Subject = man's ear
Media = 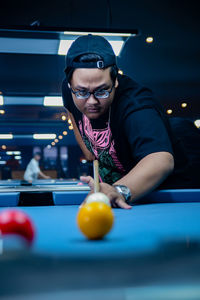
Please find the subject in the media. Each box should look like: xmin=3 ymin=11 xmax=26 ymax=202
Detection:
xmin=115 ymin=78 xmax=119 ymax=89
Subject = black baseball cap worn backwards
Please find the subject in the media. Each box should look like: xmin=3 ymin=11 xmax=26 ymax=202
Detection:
xmin=65 ymin=34 xmax=117 ymax=75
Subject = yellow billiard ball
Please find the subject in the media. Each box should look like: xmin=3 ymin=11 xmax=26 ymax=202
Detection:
xmin=77 ymin=202 xmax=114 ymax=240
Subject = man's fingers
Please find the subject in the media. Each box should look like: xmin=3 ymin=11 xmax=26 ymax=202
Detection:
xmin=108 ymin=193 xmax=132 ymax=209
xmin=80 ymin=176 xmax=94 ymax=190
xmin=115 ymin=198 xmax=132 ymax=209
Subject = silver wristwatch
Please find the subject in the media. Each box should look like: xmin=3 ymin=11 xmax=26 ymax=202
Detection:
xmin=114 ymin=185 xmax=132 ymax=204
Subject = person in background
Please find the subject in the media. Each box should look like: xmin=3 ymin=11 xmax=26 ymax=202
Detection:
xmin=24 ymin=153 xmax=50 ymax=182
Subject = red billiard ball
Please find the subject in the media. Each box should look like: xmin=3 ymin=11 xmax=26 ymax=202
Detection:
xmin=0 ymin=209 xmax=35 ymax=244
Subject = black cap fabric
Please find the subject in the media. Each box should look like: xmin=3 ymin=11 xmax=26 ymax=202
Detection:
xmin=65 ymin=34 xmax=117 ymax=74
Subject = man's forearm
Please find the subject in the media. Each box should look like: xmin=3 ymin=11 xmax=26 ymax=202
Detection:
xmin=115 ymin=152 xmax=174 ymax=202
xmin=39 ymin=171 xmax=49 ymax=179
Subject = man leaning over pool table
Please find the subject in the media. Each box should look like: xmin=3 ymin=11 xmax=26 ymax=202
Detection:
xmin=62 ymin=34 xmax=188 ymax=209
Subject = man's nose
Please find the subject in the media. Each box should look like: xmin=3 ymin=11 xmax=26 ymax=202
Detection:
xmin=86 ymin=94 xmax=99 ymax=104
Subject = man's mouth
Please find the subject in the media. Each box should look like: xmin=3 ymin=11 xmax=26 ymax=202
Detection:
xmin=87 ymin=107 xmax=101 ymax=113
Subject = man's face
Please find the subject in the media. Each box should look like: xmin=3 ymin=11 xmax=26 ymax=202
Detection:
xmin=35 ymin=155 xmax=41 ymax=161
xmin=69 ymin=67 xmax=118 ymax=119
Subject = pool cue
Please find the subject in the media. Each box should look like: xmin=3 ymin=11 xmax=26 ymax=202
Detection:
xmin=93 ymin=160 xmax=100 ymax=193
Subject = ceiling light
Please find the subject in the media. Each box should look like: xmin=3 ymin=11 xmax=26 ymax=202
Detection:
xmin=58 ymin=39 xmax=124 ymax=56
xmin=2 ymin=145 xmax=7 ymax=150
xmin=194 ymin=120 xmax=200 ymax=128
xmin=110 ymin=41 xmax=124 ymax=56
xmin=69 ymin=125 xmax=73 ymax=130
xmin=0 ymin=110 xmax=5 ymax=114
xmin=44 ymin=96 xmax=63 ymax=106
xmin=0 ymin=134 xmax=13 ymax=139
xmin=0 ymin=37 xmax=59 ymax=55
xmin=81 ymin=159 xmax=87 ymax=164
xmin=58 ymin=135 xmax=63 ymax=139
xmin=166 ymin=109 xmax=173 ymax=115
xmin=33 ymin=134 xmax=56 ymax=139
xmin=6 ymin=151 xmax=13 ymax=155
xmin=63 ymin=31 xmax=132 ymax=37
xmin=15 ymin=156 xmax=21 ymax=160
xmin=58 ymin=40 xmax=74 ymax=55
xmin=63 ymin=131 xmax=68 ymax=135
xmin=51 ymin=142 xmax=55 ymax=146
xmin=62 ymin=115 xmax=67 ymax=121
xmin=181 ymin=102 xmax=187 ymax=108
xmin=146 ymin=36 xmax=154 ymax=43
xmin=13 ymin=151 xmax=21 ymax=155
xmin=60 ymin=31 xmax=136 ymax=56
xmin=54 ymin=139 xmax=59 ymax=143
xmin=0 ymin=95 xmax=4 ymax=105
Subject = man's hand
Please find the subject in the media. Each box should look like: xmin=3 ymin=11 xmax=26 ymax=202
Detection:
xmin=80 ymin=176 xmax=132 ymax=209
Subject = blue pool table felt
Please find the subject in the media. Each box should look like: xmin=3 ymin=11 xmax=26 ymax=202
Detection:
xmin=1 ymin=202 xmax=199 ymax=259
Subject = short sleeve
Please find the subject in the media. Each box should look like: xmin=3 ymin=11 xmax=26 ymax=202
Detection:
xmin=124 ymin=108 xmax=174 ymax=163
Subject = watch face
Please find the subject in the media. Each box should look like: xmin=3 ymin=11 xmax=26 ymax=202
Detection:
xmin=121 ymin=186 xmax=129 ymax=194
xmin=117 ymin=185 xmax=129 ymax=195
xmin=115 ymin=185 xmax=131 ymax=202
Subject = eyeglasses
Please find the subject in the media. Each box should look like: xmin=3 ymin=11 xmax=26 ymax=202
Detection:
xmin=70 ymin=84 xmax=114 ymax=100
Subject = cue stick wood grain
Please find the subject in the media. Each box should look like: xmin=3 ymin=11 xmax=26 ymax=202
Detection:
xmin=93 ymin=160 xmax=100 ymax=193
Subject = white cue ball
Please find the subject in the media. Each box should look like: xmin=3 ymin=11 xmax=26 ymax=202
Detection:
xmin=86 ymin=192 xmax=111 ymax=206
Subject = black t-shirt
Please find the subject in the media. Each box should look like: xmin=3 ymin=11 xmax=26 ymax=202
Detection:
xmin=62 ymin=74 xmax=189 ymax=187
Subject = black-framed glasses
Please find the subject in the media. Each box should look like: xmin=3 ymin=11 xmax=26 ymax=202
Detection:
xmin=70 ymin=84 xmax=114 ymax=100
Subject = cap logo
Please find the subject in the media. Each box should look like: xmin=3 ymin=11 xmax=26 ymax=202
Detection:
xmin=97 ymin=60 xmax=104 ymax=69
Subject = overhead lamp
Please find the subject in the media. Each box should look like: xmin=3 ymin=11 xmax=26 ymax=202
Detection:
xmin=62 ymin=115 xmax=67 ymax=121
xmin=146 ymin=36 xmax=154 ymax=43
xmin=13 ymin=151 xmax=21 ymax=155
xmin=0 ymin=95 xmax=4 ymax=105
xmin=2 ymin=145 xmax=6 ymax=150
xmin=15 ymin=156 xmax=21 ymax=160
xmin=63 ymin=31 xmax=132 ymax=37
xmin=0 ymin=134 xmax=13 ymax=139
xmin=63 ymin=131 xmax=68 ymax=135
xmin=44 ymin=96 xmax=63 ymax=107
xmin=0 ymin=37 xmax=59 ymax=55
xmin=59 ymin=30 xmax=135 ymax=57
xmin=81 ymin=159 xmax=87 ymax=164
xmin=6 ymin=151 xmax=13 ymax=155
xmin=181 ymin=103 xmax=187 ymax=108
xmin=58 ymin=40 xmax=74 ymax=55
xmin=194 ymin=120 xmax=200 ymax=128
xmin=0 ymin=110 xmax=5 ymax=114
xmin=58 ymin=39 xmax=124 ymax=56
xmin=51 ymin=142 xmax=55 ymax=146
xmin=33 ymin=134 xmax=56 ymax=140
xmin=58 ymin=135 xmax=63 ymax=139
xmin=166 ymin=109 xmax=173 ymax=115
xmin=54 ymin=139 xmax=59 ymax=143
